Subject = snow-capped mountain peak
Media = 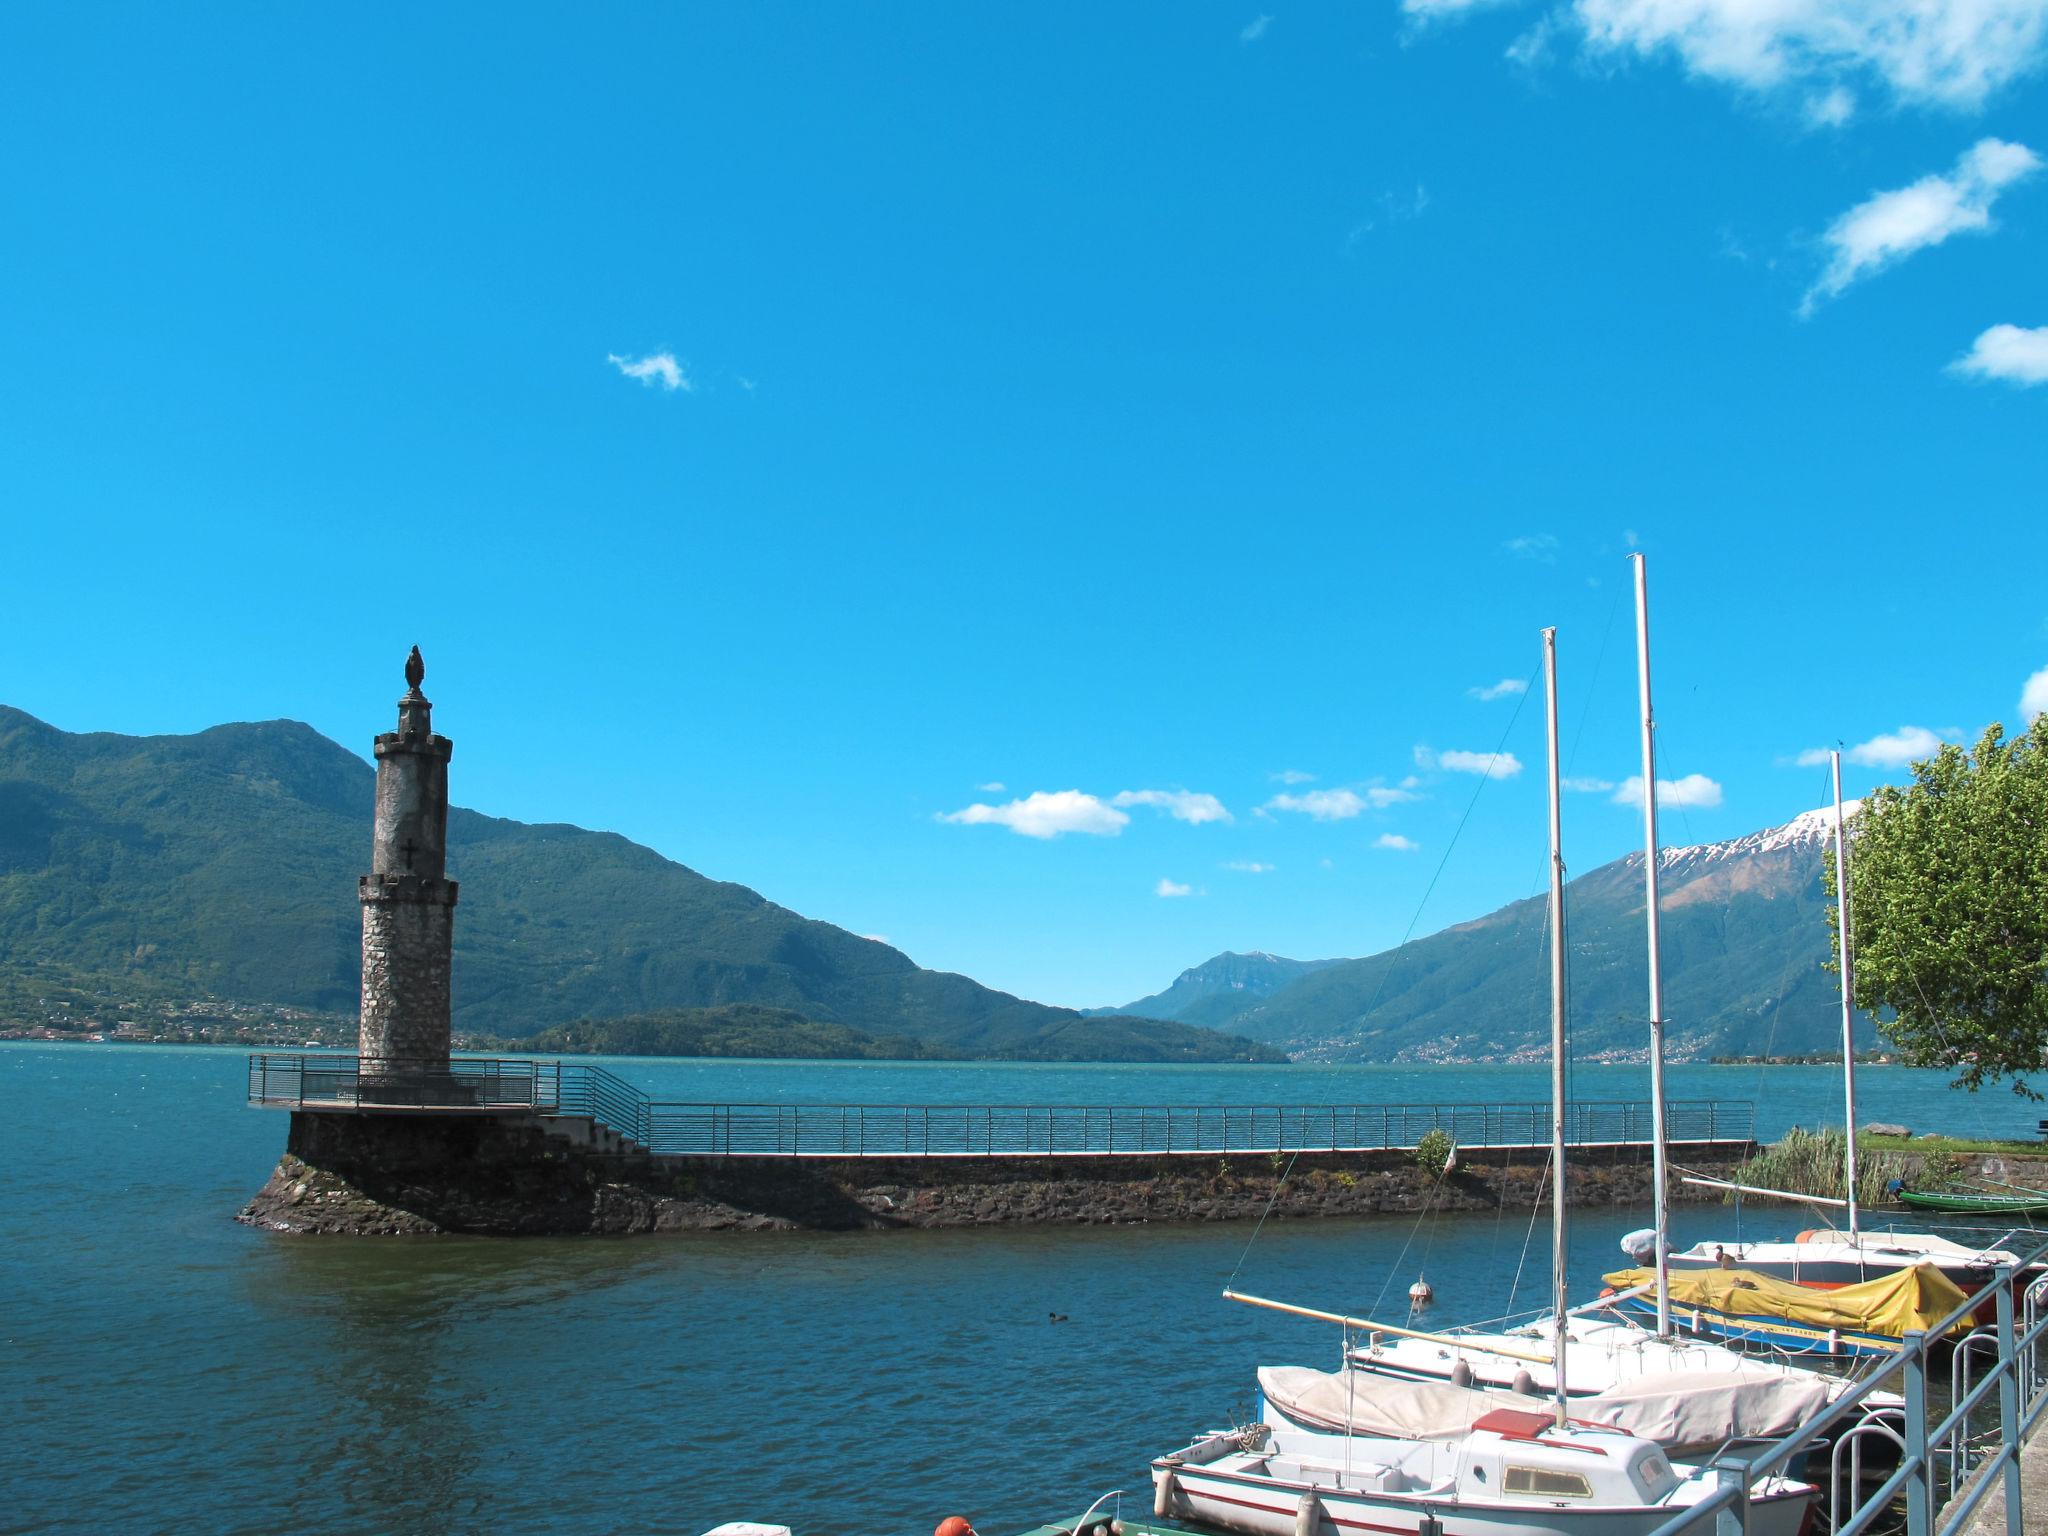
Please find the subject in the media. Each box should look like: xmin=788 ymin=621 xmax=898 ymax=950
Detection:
xmin=1660 ymin=800 xmax=1861 ymax=868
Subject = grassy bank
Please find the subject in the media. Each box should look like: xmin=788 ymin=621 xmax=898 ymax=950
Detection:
xmin=1860 ymin=1134 xmax=2046 ymax=1156
xmin=1728 ymin=1127 xmax=1908 ymax=1208
xmin=1729 ymin=1127 xmax=2048 ymax=1206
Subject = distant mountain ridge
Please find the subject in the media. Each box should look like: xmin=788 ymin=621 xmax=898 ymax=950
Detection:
xmin=0 ymin=706 xmax=1280 ymax=1062
xmin=1130 ymin=806 xmax=1876 ymax=1063
xmin=1089 ymin=950 xmax=1344 ymax=1020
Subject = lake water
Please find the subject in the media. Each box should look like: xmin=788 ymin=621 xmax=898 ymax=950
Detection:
xmin=6 ymin=1044 xmax=2041 ymax=1536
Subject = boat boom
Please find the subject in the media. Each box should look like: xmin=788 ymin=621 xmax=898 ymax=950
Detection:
xmin=1681 ymin=1175 xmax=1852 ymax=1207
xmin=1221 ymin=1288 xmax=1555 ymax=1364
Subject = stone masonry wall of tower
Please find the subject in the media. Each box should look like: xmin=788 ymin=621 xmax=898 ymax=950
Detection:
xmin=357 ymin=647 xmax=459 ymax=1064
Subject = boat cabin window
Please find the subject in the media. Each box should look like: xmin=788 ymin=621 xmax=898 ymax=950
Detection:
xmin=1504 ymin=1466 xmax=1593 ymax=1500
xmin=1620 ymin=1448 xmax=1680 ymax=1499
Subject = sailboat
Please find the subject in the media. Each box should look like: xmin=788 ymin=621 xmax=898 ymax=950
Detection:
xmin=1626 ymin=750 xmax=2043 ymax=1351
xmin=1336 ymin=556 xmax=1899 ymax=1431
xmin=1145 ymin=627 xmax=1818 ymax=1536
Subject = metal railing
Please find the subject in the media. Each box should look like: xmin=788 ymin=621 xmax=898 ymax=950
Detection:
xmin=1645 ymin=1232 xmax=2048 ymax=1536
xmin=247 ymin=1053 xmax=1752 ymax=1160
xmin=636 ymin=1098 xmax=1746 ymax=1157
xmin=247 ymin=1053 xmax=562 ymax=1111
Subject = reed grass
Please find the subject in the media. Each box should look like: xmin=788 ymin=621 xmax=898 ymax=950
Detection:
xmin=1729 ymin=1126 xmax=1910 ymax=1209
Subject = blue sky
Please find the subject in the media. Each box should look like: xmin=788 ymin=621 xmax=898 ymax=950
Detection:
xmin=4 ymin=3 xmax=2046 ymax=1009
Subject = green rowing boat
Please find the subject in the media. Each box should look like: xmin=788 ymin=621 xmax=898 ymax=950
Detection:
xmin=1897 ymin=1187 xmax=2048 ymax=1215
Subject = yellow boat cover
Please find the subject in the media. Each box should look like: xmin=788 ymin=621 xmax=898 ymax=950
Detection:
xmin=1602 ymin=1263 xmax=1972 ymax=1339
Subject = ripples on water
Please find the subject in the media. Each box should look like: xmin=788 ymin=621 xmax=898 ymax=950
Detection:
xmin=4 ymin=1045 xmax=2035 ymax=1536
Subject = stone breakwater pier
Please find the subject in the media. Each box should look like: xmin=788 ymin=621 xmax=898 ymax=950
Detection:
xmin=237 ymin=650 xmax=1755 ymax=1237
xmin=237 ymin=1054 xmax=1758 ymax=1235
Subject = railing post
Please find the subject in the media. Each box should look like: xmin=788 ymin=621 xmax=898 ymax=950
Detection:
xmin=1713 ymin=1464 xmax=1746 ymax=1536
xmin=1903 ymin=1329 xmax=1931 ymax=1536
xmin=1995 ymin=1265 xmax=2025 ymax=1536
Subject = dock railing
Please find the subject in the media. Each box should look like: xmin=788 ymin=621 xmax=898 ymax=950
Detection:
xmin=1644 ymin=1231 xmax=2048 ymax=1536
xmin=246 ymin=1052 xmax=1751 ymax=1158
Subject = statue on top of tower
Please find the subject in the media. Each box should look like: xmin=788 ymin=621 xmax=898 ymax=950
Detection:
xmin=404 ymin=645 xmax=426 ymax=694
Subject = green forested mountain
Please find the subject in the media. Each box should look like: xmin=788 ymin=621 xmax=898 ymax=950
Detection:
xmin=518 ymin=1003 xmax=1297 ymax=1063
xmin=0 ymin=707 xmax=1280 ymax=1061
xmin=518 ymin=1006 xmax=943 ymax=1060
xmin=1090 ymin=950 xmax=1344 ymax=1020
xmin=1167 ymin=806 xmax=1877 ymax=1062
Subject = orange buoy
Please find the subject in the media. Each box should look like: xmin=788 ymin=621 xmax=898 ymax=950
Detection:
xmin=935 ymin=1518 xmax=978 ymax=1536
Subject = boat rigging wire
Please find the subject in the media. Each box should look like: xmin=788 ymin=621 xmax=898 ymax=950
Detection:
xmin=1223 ymin=667 xmax=1541 ymax=1294
xmin=1501 ymin=1144 xmax=1555 ymax=1321
xmin=1365 ymin=1147 xmax=1461 ymax=1320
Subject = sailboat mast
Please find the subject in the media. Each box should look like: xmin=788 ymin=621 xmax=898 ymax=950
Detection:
xmin=1543 ymin=626 xmax=1569 ymax=1430
xmin=1631 ymin=554 xmax=1673 ymax=1338
xmin=1831 ymin=749 xmax=1861 ymax=1243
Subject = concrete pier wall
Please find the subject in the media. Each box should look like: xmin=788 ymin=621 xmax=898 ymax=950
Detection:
xmin=238 ymin=1108 xmax=1755 ymax=1236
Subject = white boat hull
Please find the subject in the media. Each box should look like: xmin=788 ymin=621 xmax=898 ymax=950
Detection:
xmin=1154 ymin=1455 xmax=1813 ymax=1536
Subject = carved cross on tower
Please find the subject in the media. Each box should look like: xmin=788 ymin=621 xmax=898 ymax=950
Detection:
xmin=401 ymin=837 xmax=419 ymax=870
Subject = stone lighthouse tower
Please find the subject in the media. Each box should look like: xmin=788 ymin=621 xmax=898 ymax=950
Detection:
xmin=357 ymin=646 xmax=459 ymax=1066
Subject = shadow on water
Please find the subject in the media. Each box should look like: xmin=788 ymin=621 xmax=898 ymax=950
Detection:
xmin=241 ymin=1237 xmax=687 ymax=1535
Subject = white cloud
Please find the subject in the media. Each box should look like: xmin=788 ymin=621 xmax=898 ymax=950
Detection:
xmin=938 ymin=790 xmax=1128 ymax=839
xmin=1375 ymin=833 xmax=1421 ymax=851
xmin=1270 ymin=769 xmax=1317 ymax=784
xmin=1612 ymin=773 xmax=1724 ymax=808
xmin=1572 ymin=0 xmax=2048 ymax=111
xmin=1804 ymin=138 xmax=2041 ymax=314
xmin=1952 ymin=323 xmax=2048 ymax=385
xmin=1507 ymin=12 xmax=1564 ymax=67
xmin=1406 ymin=0 xmax=1521 ymax=18
xmin=1563 ymin=776 xmax=1618 ymax=793
xmin=1265 ymin=788 xmax=1366 ymax=820
xmin=1223 ymin=860 xmax=1276 ymax=873
xmin=1422 ymin=747 xmax=1524 ymax=778
xmin=1502 ymin=533 xmax=1559 ymax=561
xmin=977 ymin=781 xmax=1006 ymax=793
xmin=1796 ymin=725 xmax=1952 ymax=768
xmin=1156 ymin=878 xmax=1197 ymax=898
xmin=606 ymin=350 xmax=692 ymax=392
xmin=1264 ymin=783 xmax=1419 ymax=819
xmin=1469 ymin=678 xmax=1529 ymax=702
xmin=1112 ymin=788 xmax=1234 ymax=825
xmin=1240 ymin=13 xmax=1273 ymax=41
xmin=2023 ymin=667 xmax=2048 ymax=723
xmin=861 ymin=934 xmax=891 ymax=945
xmin=1805 ymin=85 xmax=1858 ymax=125
xmin=1346 ymin=186 xmax=1432 ymax=253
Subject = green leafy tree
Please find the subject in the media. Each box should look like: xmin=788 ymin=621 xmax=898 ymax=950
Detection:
xmin=1834 ymin=721 xmax=2048 ymax=1097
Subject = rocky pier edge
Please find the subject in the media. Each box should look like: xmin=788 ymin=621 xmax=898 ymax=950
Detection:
xmin=238 ymin=1109 xmax=1756 ymax=1236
